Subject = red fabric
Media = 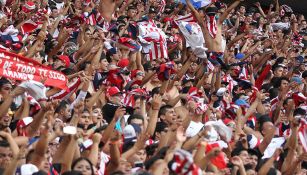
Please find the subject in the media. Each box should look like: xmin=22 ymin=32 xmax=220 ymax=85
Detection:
xmin=255 ymin=64 xmax=272 ymax=90
xmin=107 ymin=86 xmax=121 ymax=96
xmin=58 ymin=55 xmax=70 ymax=68
xmin=206 ymin=143 xmax=227 ymax=169
xmin=117 ymin=58 xmax=129 ymax=68
xmin=0 ymin=50 xmax=68 ymax=90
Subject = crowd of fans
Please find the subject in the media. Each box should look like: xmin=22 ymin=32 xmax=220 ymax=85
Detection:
xmin=0 ymin=0 xmax=307 ymax=174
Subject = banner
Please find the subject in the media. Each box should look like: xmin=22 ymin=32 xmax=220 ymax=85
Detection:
xmin=177 ymin=21 xmax=205 ymax=50
xmin=0 ymin=50 xmax=68 ymax=90
xmin=181 ymin=0 xmax=213 ymax=9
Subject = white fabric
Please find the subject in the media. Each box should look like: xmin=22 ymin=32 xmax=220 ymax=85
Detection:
xmin=205 ymin=120 xmax=233 ymax=142
xmin=70 ymin=90 xmax=87 ymax=110
xmin=178 ymin=21 xmax=205 ymax=52
xmin=262 ymin=137 xmax=286 ymax=159
xmin=18 ymin=80 xmax=47 ymax=101
xmin=271 ymin=23 xmax=290 ymax=30
xmin=185 ymin=121 xmax=204 ymax=137
xmin=20 ymin=164 xmax=39 ymax=175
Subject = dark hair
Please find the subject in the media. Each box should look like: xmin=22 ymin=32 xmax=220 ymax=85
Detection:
xmin=158 ymin=105 xmax=173 ymax=118
xmin=62 ymin=171 xmax=83 ymax=175
xmin=26 ymin=149 xmax=35 ymax=163
xmin=127 ymin=114 xmax=144 ymax=124
xmin=0 ymin=140 xmax=9 ymax=148
xmin=151 ymin=87 xmax=161 ymax=97
xmin=0 ymin=78 xmax=11 ymax=88
xmin=275 ymin=77 xmax=289 ymax=88
xmin=55 ymin=101 xmax=69 ymax=114
xmin=110 ymin=171 xmax=125 ymax=175
xmin=71 ymin=157 xmax=94 ymax=175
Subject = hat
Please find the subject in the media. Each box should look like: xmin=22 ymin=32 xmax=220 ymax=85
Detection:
xmin=107 ymin=86 xmax=121 ymax=96
xmin=117 ymin=58 xmax=130 ymax=68
xmin=205 ymin=7 xmax=218 ymax=16
xmin=235 ymin=99 xmax=250 ymax=108
xmin=107 ymin=48 xmax=117 ymax=56
xmin=235 ymin=53 xmax=245 ymax=60
xmin=22 ymin=1 xmax=36 ymax=13
xmin=131 ymin=69 xmax=142 ymax=78
xmin=20 ymin=164 xmax=39 ymax=175
xmin=149 ymin=6 xmax=156 ymax=14
xmin=223 ymin=118 xmax=234 ymax=126
xmin=58 ymin=55 xmax=70 ymax=68
xmin=216 ymin=87 xmax=227 ymax=97
xmin=291 ymin=76 xmax=303 ymax=85
xmin=296 ymin=55 xmax=304 ymax=63
xmin=123 ymin=123 xmax=141 ymax=143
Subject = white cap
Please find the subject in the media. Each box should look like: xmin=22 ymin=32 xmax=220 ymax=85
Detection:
xmin=216 ymin=87 xmax=227 ymax=96
xmin=123 ymin=125 xmax=137 ymax=139
xmin=20 ymin=164 xmax=39 ymax=175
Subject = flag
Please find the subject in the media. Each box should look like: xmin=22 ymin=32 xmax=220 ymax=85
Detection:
xmin=222 ymin=74 xmax=234 ymax=94
xmin=181 ymin=0 xmax=214 ymax=9
xmin=170 ymin=149 xmax=202 ymax=175
xmin=21 ymin=19 xmax=39 ymax=34
xmin=298 ymin=119 xmax=307 ymax=152
xmin=118 ymin=37 xmax=142 ymax=52
xmin=50 ymin=78 xmax=81 ymax=100
xmin=239 ymin=66 xmax=248 ymax=81
xmin=157 ymin=0 xmax=166 ymax=14
xmin=123 ymin=88 xmax=148 ymax=107
xmin=177 ymin=21 xmax=205 ymax=50
xmin=138 ymin=21 xmax=168 ymax=60
xmin=292 ymin=92 xmax=307 ymax=106
xmin=17 ymin=117 xmax=33 ymax=136
xmin=174 ymin=13 xmax=196 ymax=24
xmin=206 ymin=15 xmax=217 ymax=38
xmin=187 ymin=87 xmax=208 ymax=115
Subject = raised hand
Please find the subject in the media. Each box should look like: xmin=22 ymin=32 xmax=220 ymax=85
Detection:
xmin=231 ymin=156 xmax=244 ymax=167
xmin=114 ymin=107 xmax=126 ymax=121
xmin=151 ymin=94 xmax=162 ymax=110
xmin=92 ymin=133 xmax=102 ymax=144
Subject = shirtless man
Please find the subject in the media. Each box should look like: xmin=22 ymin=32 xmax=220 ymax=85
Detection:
xmin=99 ymin=0 xmax=123 ymax=22
xmin=186 ymin=0 xmax=243 ymax=66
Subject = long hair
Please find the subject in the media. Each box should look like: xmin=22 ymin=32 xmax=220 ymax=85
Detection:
xmin=71 ymin=157 xmax=95 ymax=175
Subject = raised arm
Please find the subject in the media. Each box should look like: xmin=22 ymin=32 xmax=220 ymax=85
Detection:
xmin=219 ymin=0 xmax=243 ymax=24
xmin=186 ymin=0 xmax=204 ymax=26
xmin=146 ymin=94 xmax=162 ymax=136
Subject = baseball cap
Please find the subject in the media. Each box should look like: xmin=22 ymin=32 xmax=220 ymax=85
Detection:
xmin=291 ymin=76 xmax=303 ymax=85
xmin=235 ymin=53 xmax=245 ymax=60
xmin=117 ymin=58 xmax=130 ymax=68
xmin=216 ymin=87 xmax=227 ymax=96
xmin=123 ymin=123 xmax=141 ymax=143
xmin=235 ymin=99 xmax=250 ymax=108
xmin=58 ymin=55 xmax=70 ymax=68
xmin=107 ymin=86 xmax=122 ymax=96
xmin=20 ymin=164 xmax=39 ymax=175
